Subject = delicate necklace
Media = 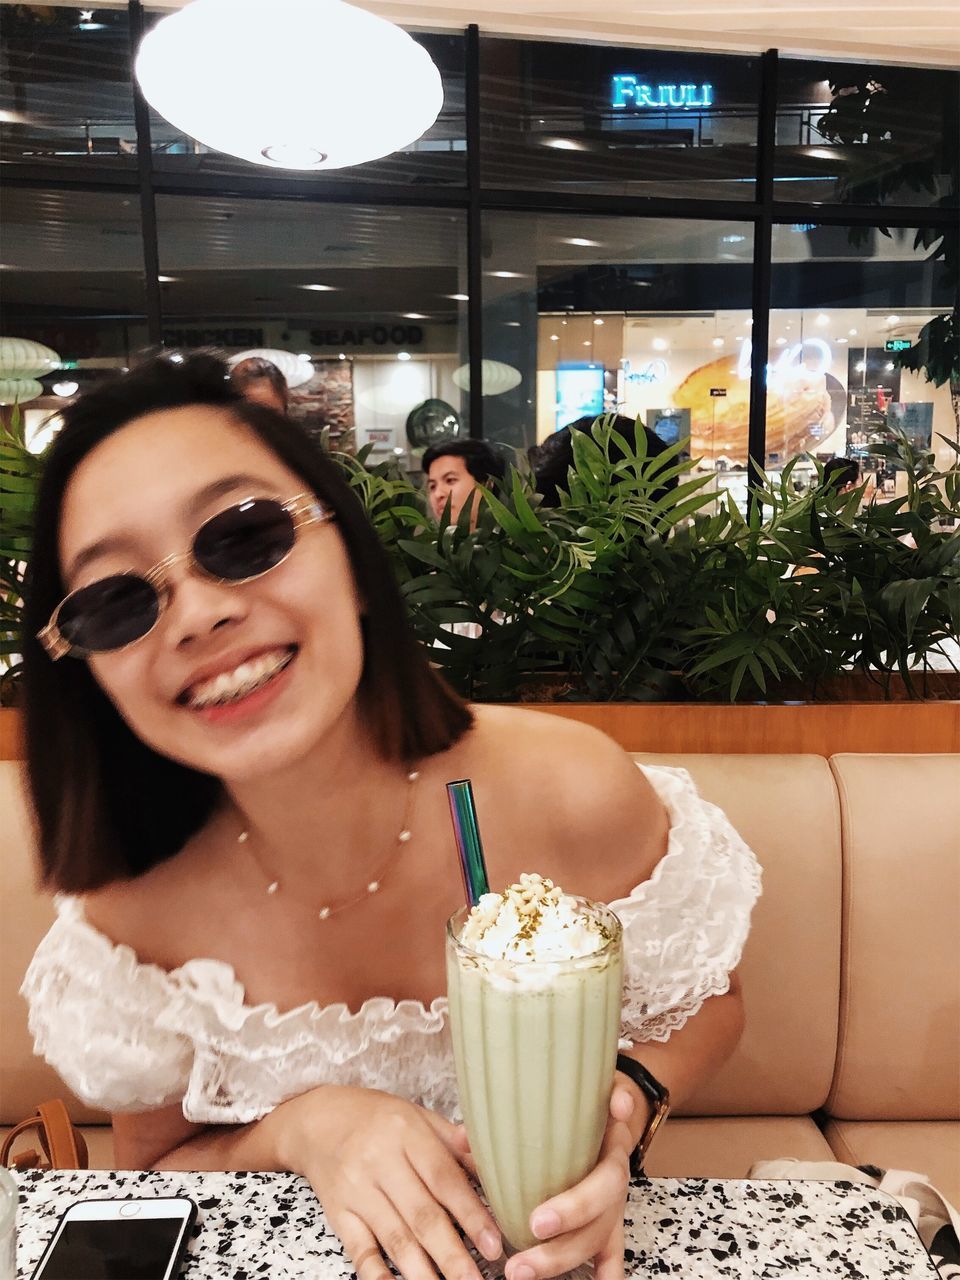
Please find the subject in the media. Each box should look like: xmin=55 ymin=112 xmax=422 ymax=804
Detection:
xmin=237 ymin=767 xmax=420 ymax=922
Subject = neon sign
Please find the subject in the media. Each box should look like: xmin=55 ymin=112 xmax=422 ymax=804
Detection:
xmin=621 ymin=358 xmax=669 ymax=386
xmin=611 ymin=76 xmax=714 ymax=110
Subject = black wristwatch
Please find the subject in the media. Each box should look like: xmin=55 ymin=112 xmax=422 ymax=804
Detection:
xmin=615 ymin=1053 xmax=671 ymax=1177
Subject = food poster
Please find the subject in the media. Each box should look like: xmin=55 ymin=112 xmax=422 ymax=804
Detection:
xmin=618 ymin=331 xmax=847 ymax=467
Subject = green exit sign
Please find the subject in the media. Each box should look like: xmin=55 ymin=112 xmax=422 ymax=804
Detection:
xmin=885 ymin=339 xmax=911 ymax=352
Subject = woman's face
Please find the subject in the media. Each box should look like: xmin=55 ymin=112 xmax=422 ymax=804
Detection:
xmin=58 ymin=405 xmax=365 ymax=783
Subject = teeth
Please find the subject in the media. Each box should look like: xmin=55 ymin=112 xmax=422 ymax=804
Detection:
xmin=187 ymin=650 xmax=293 ymax=709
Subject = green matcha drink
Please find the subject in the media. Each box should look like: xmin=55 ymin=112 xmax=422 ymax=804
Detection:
xmin=446 ymin=874 xmax=623 ymax=1252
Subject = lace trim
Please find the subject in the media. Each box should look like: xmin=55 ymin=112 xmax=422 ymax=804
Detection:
xmin=21 ymin=764 xmax=761 ymax=1117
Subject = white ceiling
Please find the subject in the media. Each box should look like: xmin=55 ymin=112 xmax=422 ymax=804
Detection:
xmin=3 ymin=0 xmax=958 ymax=65
xmin=361 ymin=0 xmax=960 ymax=66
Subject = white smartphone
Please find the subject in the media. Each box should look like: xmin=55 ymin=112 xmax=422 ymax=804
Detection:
xmin=30 ymin=1195 xmax=197 ymax=1280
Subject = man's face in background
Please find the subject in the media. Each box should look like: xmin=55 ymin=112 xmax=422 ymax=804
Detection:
xmin=427 ymin=454 xmax=481 ymax=525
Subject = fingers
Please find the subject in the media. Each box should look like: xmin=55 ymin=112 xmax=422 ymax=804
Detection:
xmin=608 ymin=1085 xmax=635 ymax=1124
xmin=595 ymin=1218 xmax=626 ymax=1280
xmin=365 ymin=1188 xmax=446 ymax=1280
xmin=507 ymin=1218 xmax=609 ymax=1280
xmin=332 ymin=1211 xmax=392 ymax=1280
xmin=529 ymin=1135 xmax=630 ymax=1240
xmin=410 ymin=1149 xmax=502 ymax=1262
xmin=381 ymin=1159 xmax=487 ymax=1280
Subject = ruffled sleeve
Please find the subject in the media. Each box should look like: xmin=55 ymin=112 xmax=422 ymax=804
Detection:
xmin=612 ymin=764 xmax=762 ymax=1045
xmin=20 ymin=896 xmax=194 ymax=1113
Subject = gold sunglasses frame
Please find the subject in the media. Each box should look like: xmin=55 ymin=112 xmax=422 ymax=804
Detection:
xmin=38 ymin=493 xmax=332 ymax=661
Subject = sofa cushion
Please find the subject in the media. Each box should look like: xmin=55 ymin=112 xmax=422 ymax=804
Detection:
xmin=823 ymin=1119 xmax=960 ymax=1210
xmin=635 ymin=755 xmax=841 ymax=1118
xmin=827 ymin=754 xmax=960 ymax=1122
xmin=645 ymin=1116 xmax=836 ymax=1178
xmin=0 ymin=761 xmax=107 ymax=1126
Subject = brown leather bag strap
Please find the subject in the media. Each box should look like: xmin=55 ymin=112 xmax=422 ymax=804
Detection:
xmin=36 ymin=1099 xmax=88 ymax=1169
xmin=2 ymin=1100 xmax=89 ymax=1171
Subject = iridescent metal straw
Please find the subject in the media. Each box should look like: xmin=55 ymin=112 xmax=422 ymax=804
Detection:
xmin=446 ymin=779 xmax=490 ymax=907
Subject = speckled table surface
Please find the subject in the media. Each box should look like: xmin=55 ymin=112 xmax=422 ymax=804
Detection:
xmin=14 ymin=1169 xmax=939 ymax=1280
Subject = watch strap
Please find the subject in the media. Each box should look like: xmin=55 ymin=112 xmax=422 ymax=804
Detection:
xmin=615 ymin=1053 xmax=670 ymax=1177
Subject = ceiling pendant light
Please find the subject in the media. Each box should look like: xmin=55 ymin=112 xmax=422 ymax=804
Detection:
xmin=135 ymin=0 xmax=443 ymax=171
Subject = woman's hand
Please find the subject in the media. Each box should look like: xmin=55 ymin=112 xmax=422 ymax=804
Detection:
xmin=271 ymin=1085 xmax=503 ymax=1280
xmin=504 ymin=1079 xmax=646 ymax=1280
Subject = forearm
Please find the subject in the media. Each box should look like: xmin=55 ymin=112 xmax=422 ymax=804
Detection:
xmin=618 ymin=976 xmax=744 ymax=1147
xmin=150 ymin=1105 xmax=289 ymax=1174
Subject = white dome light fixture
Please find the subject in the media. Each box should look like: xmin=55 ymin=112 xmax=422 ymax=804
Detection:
xmin=135 ymin=0 xmax=444 ymax=172
xmin=452 ymin=360 xmax=522 ymax=397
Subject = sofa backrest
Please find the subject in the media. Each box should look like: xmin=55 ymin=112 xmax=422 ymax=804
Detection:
xmin=826 ymin=753 xmax=960 ymax=1122
xmin=634 ymin=753 xmax=842 ymax=1117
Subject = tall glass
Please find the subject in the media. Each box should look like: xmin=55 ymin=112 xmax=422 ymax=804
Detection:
xmin=446 ymin=901 xmax=623 ymax=1251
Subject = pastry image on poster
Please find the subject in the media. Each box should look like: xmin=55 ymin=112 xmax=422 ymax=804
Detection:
xmin=672 ymin=339 xmax=845 ymax=462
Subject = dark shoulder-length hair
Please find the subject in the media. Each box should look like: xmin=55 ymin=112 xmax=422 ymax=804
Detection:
xmin=22 ymin=353 xmax=472 ymax=893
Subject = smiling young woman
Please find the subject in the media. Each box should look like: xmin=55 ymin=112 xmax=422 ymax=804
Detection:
xmin=20 ymin=354 xmax=759 ymax=1280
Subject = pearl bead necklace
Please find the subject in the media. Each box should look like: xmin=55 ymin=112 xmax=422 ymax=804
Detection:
xmin=237 ymin=768 xmax=420 ymax=922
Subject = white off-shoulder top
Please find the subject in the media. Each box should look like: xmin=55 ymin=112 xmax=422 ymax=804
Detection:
xmin=21 ymin=765 xmax=761 ymax=1125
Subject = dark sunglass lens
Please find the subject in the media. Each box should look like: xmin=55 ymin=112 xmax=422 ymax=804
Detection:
xmin=58 ymin=576 xmax=160 ymax=652
xmin=195 ymin=500 xmax=296 ymax=580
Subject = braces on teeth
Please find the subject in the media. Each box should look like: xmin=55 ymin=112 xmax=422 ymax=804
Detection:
xmin=189 ymin=651 xmax=293 ymax=708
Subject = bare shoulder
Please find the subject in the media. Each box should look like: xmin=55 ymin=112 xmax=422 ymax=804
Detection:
xmin=462 ymin=705 xmax=669 ymax=896
xmin=81 ymin=824 xmax=216 ymax=960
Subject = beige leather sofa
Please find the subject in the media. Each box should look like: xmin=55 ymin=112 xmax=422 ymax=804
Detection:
xmin=2 ymin=754 xmax=958 ymax=1203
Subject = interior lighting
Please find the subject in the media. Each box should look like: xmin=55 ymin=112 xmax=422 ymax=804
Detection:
xmin=297 ymin=353 xmax=313 ymax=362
xmin=397 ymin=351 xmax=412 ymax=361
xmin=855 ymin=361 xmax=866 ymax=372
xmin=169 ymin=353 xmax=184 ymax=363
xmin=838 ymin=337 xmax=848 ymax=344
xmin=52 ymin=381 xmax=79 ymax=398
xmin=135 ymin=0 xmax=443 ymax=171
xmin=582 ymin=340 xmax=591 ymax=347
xmin=564 ymin=237 xmax=600 ymax=247
xmin=886 ymin=315 xmax=900 ymax=325
xmin=712 ymin=337 xmax=724 ymax=348
xmin=300 ymin=283 xmax=338 ymax=292
xmin=722 ymin=234 xmax=746 ymax=244
xmin=849 ymin=328 xmax=858 ymax=336
xmin=543 ymin=138 xmax=586 ymax=151
xmin=448 ymin=293 xmax=469 ymax=302
xmin=157 ymin=275 xmax=176 ymax=283
xmin=815 ymin=313 xmax=830 ymax=325
xmin=652 ymin=337 xmax=669 ymax=351
xmin=550 ymin=334 xmax=560 ymax=341
xmin=338 ymin=353 xmax=347 ymax=360
xmin=402 ymin=312 xmax=428 ymax=319
xmin=744 ymin=318 xmax=753 ymax=327
xmin=885 ymin=361 xmax=895 ymax=371
xmin=487 ymin=271 xmax=526 ymax=279
xmin=775 ymin=337 xmax=787 ymax=346
xmin=594 ymin=317 xmax=605 ymax=326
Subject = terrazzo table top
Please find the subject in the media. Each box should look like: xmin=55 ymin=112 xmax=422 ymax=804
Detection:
xmin=14 ymin=1168 xmax=938 ymax=1279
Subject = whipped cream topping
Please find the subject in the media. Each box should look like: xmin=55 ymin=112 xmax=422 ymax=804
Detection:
xmin=459 ymin=873 xmax=611 ymax=962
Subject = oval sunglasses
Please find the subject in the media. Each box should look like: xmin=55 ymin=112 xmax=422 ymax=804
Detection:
xmin=38 ymin=494 xmax=332 ymax=660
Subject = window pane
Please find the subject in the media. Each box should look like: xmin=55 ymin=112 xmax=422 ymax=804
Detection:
xmin=764 ymin=222 xmax=957 ymax=491
xmin=480 ymin=212 xmax=754 ymax=505
xmin=775 ymin=59 xmax=960 ymax=207
xmin=145 ymin=22 xmax=466 ymax=188
xmin=0 ymin=5 xmax=137 ymax=171
xmin=480 ymin=39 xmax=759 ymax=199
xmin=156 ymin=196 xmax=468 ymax=459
